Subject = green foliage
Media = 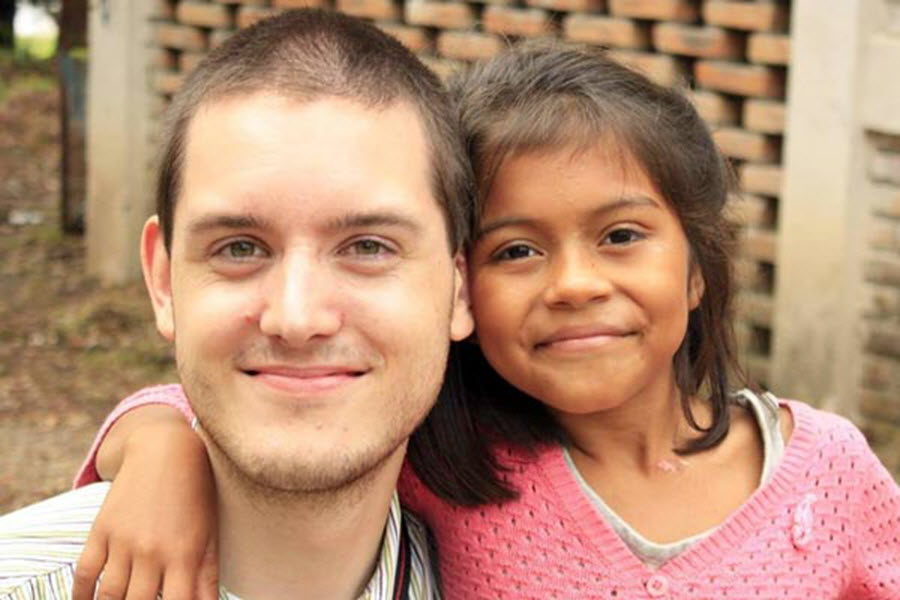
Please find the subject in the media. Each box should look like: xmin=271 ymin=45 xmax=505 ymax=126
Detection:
xmin=15 ymin=34 xmax=56 ymax=60
xmin=0 ymin=41 xmax=56 ymax=104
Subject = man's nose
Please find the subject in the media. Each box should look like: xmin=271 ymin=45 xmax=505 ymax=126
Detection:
xmin=541 ymin=246 xmax=612 ymax=309
xmin=258 ymin=252 xmax=342 ymax=345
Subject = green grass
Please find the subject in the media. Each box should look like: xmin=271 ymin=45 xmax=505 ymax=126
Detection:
xmin=14 ymin=34 xmax=57 ymax=61
xmin=0 ymin=48 xmax=11 ymax=101
xmin=0 ymin=53 xmax=56 ymax=104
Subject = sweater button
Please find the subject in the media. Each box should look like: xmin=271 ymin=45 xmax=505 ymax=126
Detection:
xmin=645 ymin=574 xmax=669 ymax=597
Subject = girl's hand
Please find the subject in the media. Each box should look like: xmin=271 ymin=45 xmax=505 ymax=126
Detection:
xmin=71 ymin=409 xmax=219 ymax=600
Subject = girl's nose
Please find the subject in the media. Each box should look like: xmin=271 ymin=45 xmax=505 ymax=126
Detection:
xmin=541 ymin=246 xmax=612 ymax=309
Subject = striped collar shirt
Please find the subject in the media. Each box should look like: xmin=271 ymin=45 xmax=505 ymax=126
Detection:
xmin=0 ymin=483 xmax=439 ymax=600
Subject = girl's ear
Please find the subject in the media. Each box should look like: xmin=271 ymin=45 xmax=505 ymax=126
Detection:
xmin=688 ymin=263 xmax=705 ymax=310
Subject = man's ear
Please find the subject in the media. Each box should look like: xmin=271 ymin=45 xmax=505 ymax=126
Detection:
xmin=688 ymin=262 xmax=705 ymax=311
xmin=449 ymin=252 xmax=475 ymax=341
xmin=141 ymin=216 xmax=175 ymax=341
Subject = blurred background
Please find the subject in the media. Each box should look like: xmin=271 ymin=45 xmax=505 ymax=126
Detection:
xmin=1 ymin=0 xmax=898 ymax=513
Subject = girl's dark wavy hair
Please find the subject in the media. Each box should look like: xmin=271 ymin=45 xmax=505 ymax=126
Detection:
xmin=408 ymin=42 xmax=747 ymax=506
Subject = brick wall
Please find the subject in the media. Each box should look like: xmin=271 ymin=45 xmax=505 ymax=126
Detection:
xmin=862 ymin=131 xmax=900 ymax=474
xmin=148 ymin=0 xmax=791 ymax=383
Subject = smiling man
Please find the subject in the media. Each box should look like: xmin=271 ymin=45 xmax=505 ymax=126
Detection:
xmin=0 ymin=9 xmax=473 ymax=599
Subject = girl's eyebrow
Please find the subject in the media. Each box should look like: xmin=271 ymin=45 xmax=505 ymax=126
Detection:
xmin=475 ymin=216 xmax=532 ymax=240
xmin=476 ymin=195 xmax=661 ymax=239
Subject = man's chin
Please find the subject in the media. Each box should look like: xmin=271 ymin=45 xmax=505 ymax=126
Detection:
xmin=206 ymin=429 xmax=407 ymax=498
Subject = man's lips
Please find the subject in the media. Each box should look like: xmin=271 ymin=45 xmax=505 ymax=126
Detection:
xmin=535 ymin=324 xmax=634 ymax=352
xmin=242 ymin=365 xmax=368 ymax=394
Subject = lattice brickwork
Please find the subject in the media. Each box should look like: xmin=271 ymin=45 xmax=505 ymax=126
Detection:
xmin=862 ymin=130 xmax=900 ymax=473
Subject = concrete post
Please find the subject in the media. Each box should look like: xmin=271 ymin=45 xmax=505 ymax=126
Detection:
xmin=85 ymin=0 xmax=154 ymax=285
xmin=771 ymin=0 xmax=889 ymax=414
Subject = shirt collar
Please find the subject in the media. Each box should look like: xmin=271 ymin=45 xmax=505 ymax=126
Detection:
xmin=359 ymin=491 xmax=405 ymax=599
xmin=218 ymin=492 xmax=436 ymax=600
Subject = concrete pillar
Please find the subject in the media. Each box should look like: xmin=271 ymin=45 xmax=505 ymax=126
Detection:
xmin=85 ymin=0 xmax=154 ymax=285
xmin=771 ymin=0 xmax=890 ymax=413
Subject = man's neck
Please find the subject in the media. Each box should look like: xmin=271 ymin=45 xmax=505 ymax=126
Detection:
xmin=210 ymin=443 xmax=407 ymax=600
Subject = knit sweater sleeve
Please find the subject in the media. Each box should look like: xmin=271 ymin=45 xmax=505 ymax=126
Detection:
xmin=847 ymin=423 xmax=900 ymax=598
xmin=72 ymin=384 xmax=194 ymax=488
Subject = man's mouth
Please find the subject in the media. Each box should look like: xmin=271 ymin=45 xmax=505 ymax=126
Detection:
xmin=242 ymin=365 xmax=368 ymax=395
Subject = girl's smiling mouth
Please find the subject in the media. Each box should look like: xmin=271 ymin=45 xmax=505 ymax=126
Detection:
xmin=535 ymin=324 xmax=636 ymax=352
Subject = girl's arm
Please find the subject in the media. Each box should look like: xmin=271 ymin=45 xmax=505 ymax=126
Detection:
xmin=71 ymin=386 xmax=219 ymax=600
xmin=73 ymin=385 xmax=196 ymax=487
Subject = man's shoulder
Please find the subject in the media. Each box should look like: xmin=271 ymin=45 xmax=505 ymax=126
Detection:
xmin=0 ymin=482 xmax=110 ymax=599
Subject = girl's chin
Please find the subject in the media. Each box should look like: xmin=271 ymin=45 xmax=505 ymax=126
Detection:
xmin=543 ymin=395 xmax=630 ymax=417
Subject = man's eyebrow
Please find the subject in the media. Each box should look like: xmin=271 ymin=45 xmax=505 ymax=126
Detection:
xmin=185 ymin=211 xmax=424 ymax=237
xmin=476 ymin=195 xmax=661 ymax=239
xmin=186 ymin=214 xmax=273 ymax=236
xmin=322 ymin=211 xmax=423 ymax=235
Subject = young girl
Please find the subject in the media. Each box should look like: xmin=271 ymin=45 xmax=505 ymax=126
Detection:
xmin=71 ymin=44 xmax=900 ymax=599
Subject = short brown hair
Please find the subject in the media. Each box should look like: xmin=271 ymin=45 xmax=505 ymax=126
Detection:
xmin=156 ymin=9 xmax=474 ymax=253
xmin=409 ymin=42 xmax=746 ymax=505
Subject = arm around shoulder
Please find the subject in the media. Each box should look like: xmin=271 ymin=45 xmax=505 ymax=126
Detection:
xmin=73 ymin=384 xmax=195 ymax=486
xmin=69 ymin=385 xmax=217 ymax=600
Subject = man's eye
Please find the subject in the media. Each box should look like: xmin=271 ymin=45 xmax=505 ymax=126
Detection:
xmin=605 ymin=228 xmax=643 ymax=245
xmin=220 ymin=240 xmax=264 ymax=259
xmin=495 ymin=244 xmax=538 ymax=261
xmin=345 ymin=239 xmax=393 ymax=256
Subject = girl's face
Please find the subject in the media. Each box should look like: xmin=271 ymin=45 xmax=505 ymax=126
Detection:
xmin=468 ymin=143 xmax=704 ymax=415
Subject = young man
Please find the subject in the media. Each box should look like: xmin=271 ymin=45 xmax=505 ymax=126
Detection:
xmin=0 ymin=10 xmax=474 ymax=599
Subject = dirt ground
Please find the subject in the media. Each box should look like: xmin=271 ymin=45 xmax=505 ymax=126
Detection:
xmin=0 ymin=57 xmax=177 ymax=513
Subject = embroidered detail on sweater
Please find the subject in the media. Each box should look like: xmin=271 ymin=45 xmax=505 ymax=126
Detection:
xmin=791 ymin=493 xmax=816 ymax=550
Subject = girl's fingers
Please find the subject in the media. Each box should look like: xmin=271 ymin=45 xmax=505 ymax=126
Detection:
xmin=94 ymin=552 xmax=131 ymax=600
xmin=123 ymin=558 xmax=163 ymax=600
xmin=196 ymin=538 xmax=220 ymax=600
xmin=161 ymin=565 xmax=195 ymax=600
xmin=71 ymin=535 xmax=108 ymax=600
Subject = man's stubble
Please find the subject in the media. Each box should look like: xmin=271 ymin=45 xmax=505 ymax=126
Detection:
xmin=176 ymin=337 xmax=448 ymax=507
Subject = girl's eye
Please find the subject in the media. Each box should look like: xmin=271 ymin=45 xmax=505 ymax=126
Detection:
xmin=604 ymin=228 xmax=644 ymax=245
xmin=495 ymin=244 xmax=538 ymax=261
xmin=220 ymin=240 xmax=265 ymax=259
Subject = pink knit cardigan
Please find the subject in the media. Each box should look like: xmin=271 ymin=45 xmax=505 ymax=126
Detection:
xmin=76 ymin=385 xmax=900 ymax=599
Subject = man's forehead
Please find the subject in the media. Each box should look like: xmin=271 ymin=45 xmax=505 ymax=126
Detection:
xmin=173 ymin=92 xmax=443 ymax=239
xmin=182 ymin=92 xmax=429 ymax=174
